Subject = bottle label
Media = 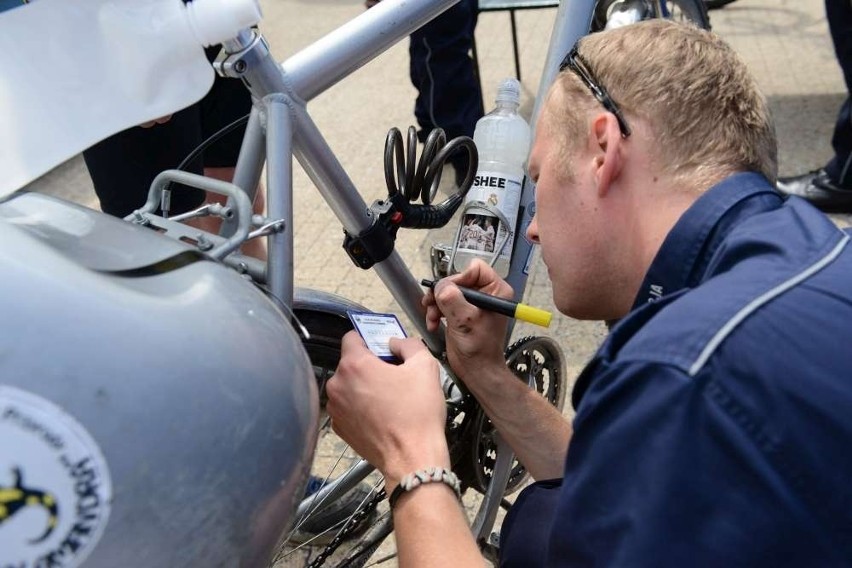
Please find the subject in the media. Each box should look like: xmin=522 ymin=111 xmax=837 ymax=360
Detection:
xmin=457 ymin=170 xmax=524 ymax=262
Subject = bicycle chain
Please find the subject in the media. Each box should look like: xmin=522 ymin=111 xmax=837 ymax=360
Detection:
xmin=308 ymin=487 xmax=387 ymax=568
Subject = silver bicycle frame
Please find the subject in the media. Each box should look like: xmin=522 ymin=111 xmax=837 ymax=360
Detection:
xmin=215 ymin=0 xmax=594 ymax=346
xmin=218 ymin=0 xmax=460 ymax=356
xmin=210 ymin=0 xmax=596 ymax=548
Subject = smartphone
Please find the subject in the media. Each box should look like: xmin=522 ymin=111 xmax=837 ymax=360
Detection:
xmin=347 ymin=311 xmax=407 ymax=363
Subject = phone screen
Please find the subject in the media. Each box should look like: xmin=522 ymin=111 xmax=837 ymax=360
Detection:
xmin=347 ymin=311 xmax=407 ymax=362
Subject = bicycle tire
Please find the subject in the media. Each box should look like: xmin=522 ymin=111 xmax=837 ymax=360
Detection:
xmin=704 ymin=0 xmax=737 ymax=9
xmin=591 ymin=0 xmax=711 ymax=33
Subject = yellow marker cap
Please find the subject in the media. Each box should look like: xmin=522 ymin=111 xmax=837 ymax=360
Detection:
xmin=514 ymin=304 xmax=553 ymax=328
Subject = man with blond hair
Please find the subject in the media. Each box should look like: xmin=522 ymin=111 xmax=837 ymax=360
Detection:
xmin=326 ymin=20 xmax=852 ymax=566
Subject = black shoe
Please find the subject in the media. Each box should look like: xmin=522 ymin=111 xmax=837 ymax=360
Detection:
xmin=287 ymin=478 xmax=377 ymax=546
xmin=776 ymin=168 xmax=852 ymax=213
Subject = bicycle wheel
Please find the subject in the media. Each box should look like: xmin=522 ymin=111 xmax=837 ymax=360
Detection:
xmin=591 ymin=0 xmax=710 ymax=33
xmin=271 ymin=309 xmax=390 ymax=568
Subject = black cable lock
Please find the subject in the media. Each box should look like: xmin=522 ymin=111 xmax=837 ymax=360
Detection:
xmin=342 ymin=126 xmax=477 ymax=269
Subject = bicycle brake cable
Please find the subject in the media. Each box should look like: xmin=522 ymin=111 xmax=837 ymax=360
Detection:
xmin=153 ymin=112 xmax=251 ymax=212
xmin=175 ymin=113 xmax=250 ymax=173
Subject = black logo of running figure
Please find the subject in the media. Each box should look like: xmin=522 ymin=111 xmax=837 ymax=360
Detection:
xmin=0 ymin=467 xmax=59 ymax=543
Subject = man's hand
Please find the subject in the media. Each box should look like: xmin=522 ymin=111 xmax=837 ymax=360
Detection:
xmin=328 ymin=333 xmax=484 ymax=565
xmin=423 ymin=260 xmax=512 ymax=385
xmin=326 ymin=332 xmax=450 ymax=490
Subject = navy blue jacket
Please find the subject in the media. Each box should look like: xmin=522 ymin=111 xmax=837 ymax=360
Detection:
xmin=501 ymin=172 xmax=852 ymax=566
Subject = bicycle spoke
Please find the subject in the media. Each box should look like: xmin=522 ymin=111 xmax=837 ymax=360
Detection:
xmin=287 ymin=444 xmax=354 ymax=538
xmin=275 ymin=478 xmax=386 ymax=565
xmin=364 ymin=552 xmax=398 ymax=567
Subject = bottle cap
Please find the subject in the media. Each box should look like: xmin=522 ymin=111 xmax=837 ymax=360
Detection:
xmin=186 ymin=0 xmax=263 ymax=47
xmin=495 ymin=77 xmax=521 ymax=105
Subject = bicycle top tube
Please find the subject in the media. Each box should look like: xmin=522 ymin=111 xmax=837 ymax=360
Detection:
xmin=224 ymin=0 xmax=458 ymax=104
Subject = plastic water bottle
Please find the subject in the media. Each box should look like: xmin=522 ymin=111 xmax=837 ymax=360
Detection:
xmin=605 ymin=1 xmax=650 ymax=29
xmin=453 ymin=78 xmax=530 ymax=277
xmin=0 ymin=0 xmax=262 ymax=197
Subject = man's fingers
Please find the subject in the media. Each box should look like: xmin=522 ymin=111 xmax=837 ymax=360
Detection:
xmin=424 ymin=305 xmax=443 ymax=332
xmin=456 ymin=260 xmax=514 ymax=298
xmin=432 ymin=282 xmax=485 ymax=335
xmin=341 ymin=329 xmax=366 ymax=347
xmin=432 ymin=261 xmax=513 ymax=309
xmin=327 ymin=332 xmax=369 ymax=414
xmin=434 ymin=280 xmax=471 ymax=314
xmin=340 ymin=329 xmax=370 ymax=359
xmin=389 ymin=336 xmax=428 ymax=361
xmin=421 ymin=288 xmax=436 ymax=308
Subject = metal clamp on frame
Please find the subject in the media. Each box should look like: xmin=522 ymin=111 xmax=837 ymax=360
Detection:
xmin=342 ymin=199 xmax=397 ymax=269
xmin=214 ymin=28 xmax=271 ymax=79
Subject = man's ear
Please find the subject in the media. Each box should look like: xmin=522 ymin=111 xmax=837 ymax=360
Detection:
xmin=589 ymin=112 xmax=624 ymax=198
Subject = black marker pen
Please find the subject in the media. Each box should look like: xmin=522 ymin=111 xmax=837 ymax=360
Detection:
xmin=421 ymin=279 xmax=552 ymax=328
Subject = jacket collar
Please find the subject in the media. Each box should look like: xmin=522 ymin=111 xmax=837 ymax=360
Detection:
xmin=631 ymin=172 xmax=781 ymax=310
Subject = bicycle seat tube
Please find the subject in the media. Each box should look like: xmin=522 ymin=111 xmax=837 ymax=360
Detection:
xmin=505 ymin=0 xmax=596 ymax=341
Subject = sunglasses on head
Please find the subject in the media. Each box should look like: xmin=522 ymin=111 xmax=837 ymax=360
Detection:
xmin=559 ymin=45 xmax=631 ymax=138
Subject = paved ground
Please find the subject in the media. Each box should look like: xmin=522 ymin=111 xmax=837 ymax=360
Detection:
xmin=21 ymin=0 xmax=852 ymax=565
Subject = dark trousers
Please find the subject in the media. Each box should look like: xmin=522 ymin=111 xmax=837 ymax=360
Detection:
xmin=409 ymin=0 xmax=483 ymax=169
xmin=825 ymin=0 xmax=852 ymax=186
xmin=82 ymin=47 xmax=251 ymax=217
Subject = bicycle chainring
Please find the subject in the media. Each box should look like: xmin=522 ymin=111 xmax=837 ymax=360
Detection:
xmin=452 ymin=336 xmax=567 ymax=494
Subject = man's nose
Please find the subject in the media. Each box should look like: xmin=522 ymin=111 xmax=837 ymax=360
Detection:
xmin=526 ymin=215 xmax=540 ymax=244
